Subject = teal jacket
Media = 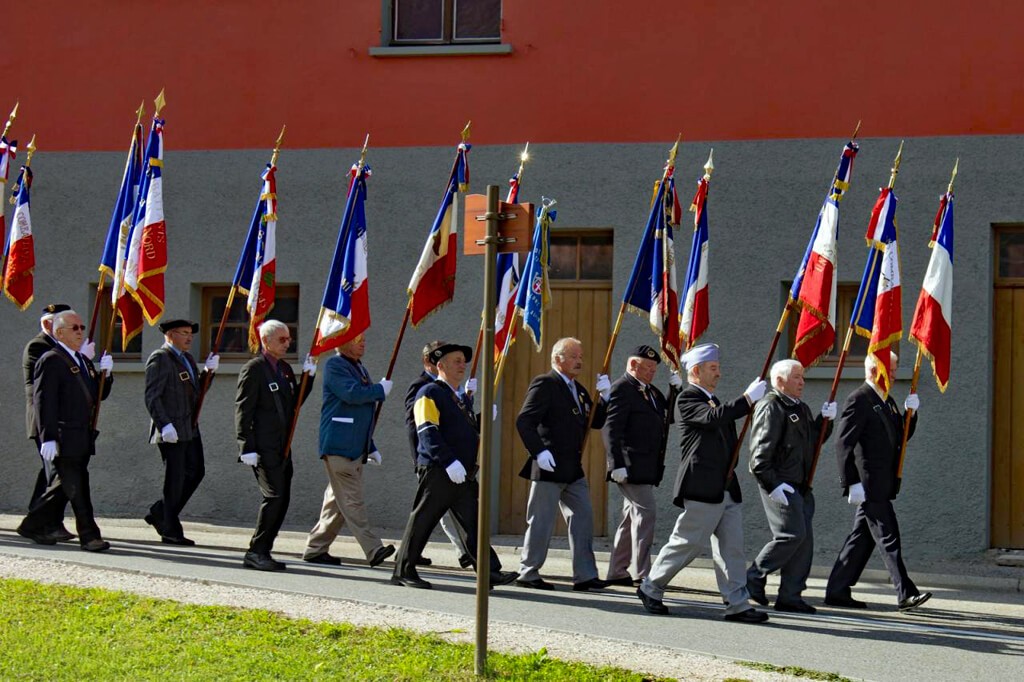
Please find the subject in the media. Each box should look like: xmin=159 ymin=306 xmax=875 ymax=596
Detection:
xmin=319 ymin=354 xmax=384 ymax=459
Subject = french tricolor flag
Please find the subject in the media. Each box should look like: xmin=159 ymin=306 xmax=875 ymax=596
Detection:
xmin=909 ymin=190 xmax=954 ymax=392
xmin=245 ymin=164 xmax=278 ymax=351
xmin=864 ymin=187 xmax=903 ymax=397
xmin=680 ymin=172 xmax=710 ymax=351
xmin=494 ymin=169 xmax=523 ymax=360
xmin=2 ymin=165 xmax=33 ymax=309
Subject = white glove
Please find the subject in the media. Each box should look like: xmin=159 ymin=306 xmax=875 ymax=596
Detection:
xmin=161 ymin=423 xmax=179 ymax=444
xmin=367 ymin=450 xmax=383 ymax=466
xmin=99 ymin=352 xmax=114 ymax=375
xmin=492 ymin=404 xmax=498 ymax=422
xmin=769 ymin=482 xmax=795 ymax=505
xmin=379 ymin=378 xmax=393 ymax=397
xmin=821 ymin=401 xmax=838 ymax=419
xmin=610 ymin=467 xmax=628 ymax=483
xmin=303 ymin=354 xmax=317 ymax=377
xmin=80 ymin=340 xmax=96 ymax=360
xmin=847 ymin=482 xmax=866 ymax=506
xmin=465 ymin=377 xmax=478 ymax=394
xmin=596 ymin=374 xmax=611 ymax=400
xmin=446 ymin=459 xmax=467 ymax=484
xmin=744 ymin=378 xmax=767 ymax=403
xmin=904 ymin=393 xmax=920 ymax=412
xmin=536 ymin=449 xmax=557 ymax=472
xmin=204 ymin=353 xmax=220 ymax=372
xmin=240 ymin=452 xmax=258 ymax=467
xmin=40 ymin=440 xmax=59 ymax=463
xmin=669 ymin=371 xmax=683 ymax=388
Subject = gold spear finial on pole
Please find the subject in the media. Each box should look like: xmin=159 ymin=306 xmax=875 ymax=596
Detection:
xmin=703 ymin=148 xmax=714 ymax=180
xmin=2 ymin=101 xmax=18 ymax=138
xmin=667 ymin=133 xmax=682 ymax=168
xmin=516 ymin=141 xmax=530 ymax=176
xmin=357 ymin=133 xmax=370 ymax=171
xmin=461 ymin=120 xmax=472 ymax=143
xmin=270 ymin=125 xmax=286 ymax=166
xmin=887 ymin=139 xmax=904 ymax=189
xmin=851 ymin=119 xmax=862 ymax=140
xmin=948 ymin=158 xmax=959 ymax=194
xmin=24 ymin=135 xmax=36 ymax=167
xmin=135 ymin=101 xmax=146 ymax=125
xmin=154 ymin=88 xmax=167 ymax=117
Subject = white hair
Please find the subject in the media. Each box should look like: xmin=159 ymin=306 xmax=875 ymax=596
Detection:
xmin=40 ymin=312 xmax=56 ymax=331
xmin=770 ymin=359 xmax=803 ymax=388
xmin=550 ymin=337 xmax=582 ymax=369
xmin=52 ymin=310 xmax=79 ymax=331
xmin=259 ymin=319 xmax=289 ymax=342
xmin=864 ymin=352 xmax=898 ymax=378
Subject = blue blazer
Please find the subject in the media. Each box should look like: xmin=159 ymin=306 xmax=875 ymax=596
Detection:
xmin=319 ymin=354 xmax=385 ymax=459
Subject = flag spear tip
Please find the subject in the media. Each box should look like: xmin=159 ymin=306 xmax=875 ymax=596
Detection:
xmin=948 ymin=158 xmax=959 ymax=193
xmin=24 ymin=135 xmax=37 ymax=167
xmin=888 ymin=140 xmax=904 ymax=189
xmin=520 ymin=141 xmax=530 ymax=163
xmin=461 ymin=121 xmax=471 ymax=142
xmin=2 ymin=101 xmax=17 ymax=137
xmin=703 ymin=148 xmax=714 ymax=179
xmin=668 ymin=134 xmax=681 ymax=167
xmin=270 ymin=125 xmax=286 ymax=166
xmin=358 ymin=133 xmax=370 ymax=169
xmin=154 ymin=88 xmax=166 ymax=116
xmin=851 ymin=119 xmax=862 ymax=140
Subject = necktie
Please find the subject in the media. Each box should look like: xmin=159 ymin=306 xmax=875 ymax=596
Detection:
xmin=567 ymin=380 xmax=581 ymax=410
xmin=643 ymin=385 xmax=658 ymax=412
xmin=75 ymin=352 xmax=88 ymax=374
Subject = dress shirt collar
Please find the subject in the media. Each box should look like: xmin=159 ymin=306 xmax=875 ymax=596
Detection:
xmin=57 ymin=340 xmax=79 ymax=359
xmin=689 ymin=382 xmax=715 ymax=401
xmin=262 ymin=351 xmax=280 ymax=373
xmin=554 ymin=369 xmax=576 ymax=388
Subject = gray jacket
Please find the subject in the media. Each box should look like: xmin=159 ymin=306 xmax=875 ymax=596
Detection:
xmin=748 ymin=390 xmax=831 ymax=493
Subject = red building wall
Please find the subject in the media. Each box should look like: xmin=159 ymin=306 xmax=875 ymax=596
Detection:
xmin=4 ymin=0 xmax=1022 ymax=151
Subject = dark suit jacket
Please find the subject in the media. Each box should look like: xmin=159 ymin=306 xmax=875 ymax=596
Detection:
xmin=144 ymin=345 xmax=208 ymax=443
xmin=33 ymin=346 xmax=113 ymax=458
xmin=405 ymin=370 xmax=435 ymax=465
xmin=602 ymin=373 xmax=670 ymax=485
xmin=835 ymin=382 xmax=917 ymax=501
xmin=671 ymin=384 xmax=750 ymax=508
xmin=235 ymin=354 xmax=313 ymax=465
xmin=516 ymin=370 xmax=607 ymax=484
xmin=748 ymin=389 xmax=832 ymax=493
xmin=23 ymin=331 xmax=57 ymax=438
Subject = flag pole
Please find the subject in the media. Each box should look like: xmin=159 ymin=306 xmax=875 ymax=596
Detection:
xmin=581 ymin=136 xmax=681 ymax=450
xmin=897 ymin=158 xmax=957 ymax=482
xmin=807 ymin=139 xmax=903 ymax=487
xmin=725 ymin=122 xmax=862 ymax=483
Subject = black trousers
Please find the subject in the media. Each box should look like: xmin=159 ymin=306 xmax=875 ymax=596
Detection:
xmin=27 ymin=436 xmax=68 ymax=532
xmin=150 ymin=437 xmax=206 ymax=538
xmin=826 ymin=499 xmax=919 ymax=602
xmin=394 ymin=464 xmax=501 ymax=578
xmin=248 ymin=457 xmax=293 ymax=555
xmin=22 ymin=453 xmax=101 ymax=544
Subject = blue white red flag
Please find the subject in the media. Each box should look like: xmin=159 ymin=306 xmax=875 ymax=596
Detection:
xmin=909 ymin=189 xmax=954 ymax=392
xmin=494 ymin=167 xmax=523 ymax=361
xmin=2 ymin=164 xmax=33 ymax=309
xmin=624 ymin=166 xmax=682 ymax=368
xmin=791 ymin=141 xmax=859 ymax=367
xmin=407 ymin=142 xmax=469 ymax=327
xmin=123 ymin=117 xmax=167 ymax=326
xmin=0 ymin=136 xmax=15 ymax=266
xmin=311 ymin=162 xmax=372 ymax=356
xmin=680 ymin=169 xmax=710 ymax=352
xmin=852 ymin=186 xmax=902 ymax=397
xmin=516 ymin=198 xmax=557 ymax=350
xmin=238 ymin=164 xmax=279 ymax=351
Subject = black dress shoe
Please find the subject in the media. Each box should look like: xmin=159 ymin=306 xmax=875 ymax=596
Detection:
xmin=369 ymin=544 xmax=396 ymax=568
xmin=244 ymin=552 xmax=286 ymax=572
xmin=304 ymin=552 xmax=342 ymax=566
xmin=161 ymin=535 xmax=196 ymax=546
xmin=515 ymin=577 xmax=555 ymax=591
xmin=774 ymin=600 xmax=817 ymax=614
xmin=81 ymin=539 xmax=111 ymax=552
xmin=636 ymin=588 xmax=669 ymax=615
xmin=415 ymin=556 xmax=433 ymax=566
xmin=16 ymin=525 xmax=57 ymax=545
xmin=605 ymin=576 xmax=635 ymax=587
xmin=50 ymin=527 xmax=77 ymax=543
xmin=724 ymin=608 xmax=769 ymax=623
xmin=491 ymin=570 xmax=519 ymax=587
xmin=458 ymin=553 xmax=475 ymax=569
xmin=898 ymin=592 xmax=932 ymax=612
xmin=390 ymin=574 xmax=432 ymax=589
xmin=824 ymin=594 xmax=868 ymax=609
xmin=572 ymin=577 xmax=610 ymax=592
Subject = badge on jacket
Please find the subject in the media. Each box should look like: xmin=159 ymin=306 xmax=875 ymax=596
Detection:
xmin=789 ymin=413 xmax=800 ymax=423
xmin=179 ymin=371 xmax=191 ymax=382
xmin=269 ymin=382 xmax=279 ymax=392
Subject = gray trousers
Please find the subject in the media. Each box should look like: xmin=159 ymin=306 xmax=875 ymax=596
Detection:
xmin=518 ymin=478 xmax=599 ymax=583
xmin=607 ymin=482 xmax=657 ymax=581
xmin=747 ymin=487 xmax=815 ymax=604
xmin=639 ymin=492 xmax=752 ymax=616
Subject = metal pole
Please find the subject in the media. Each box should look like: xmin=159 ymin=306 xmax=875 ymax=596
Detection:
xmin=474 ymin=184 xmax=500 ymax=676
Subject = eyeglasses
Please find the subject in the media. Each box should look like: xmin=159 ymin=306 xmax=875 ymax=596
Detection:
xmin=61 ymin=324 xmax=86 ymax=332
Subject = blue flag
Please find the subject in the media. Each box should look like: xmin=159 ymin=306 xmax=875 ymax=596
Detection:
xmin=516 ymin=198 xmax=557 ymax=351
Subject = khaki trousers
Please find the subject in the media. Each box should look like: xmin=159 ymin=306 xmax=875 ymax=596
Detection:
xmin=303 ymin=455 xmax=383 ymax=560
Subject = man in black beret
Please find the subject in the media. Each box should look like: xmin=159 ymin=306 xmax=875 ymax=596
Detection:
xmin=142 ymin=318 xmax=219 ymax=545
xmin=602 ymin=345 xmax=682 ymax=585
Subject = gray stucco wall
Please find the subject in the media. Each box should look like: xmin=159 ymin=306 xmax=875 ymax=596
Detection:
xmin=0 ymin=136 xmax=1008 ymax=564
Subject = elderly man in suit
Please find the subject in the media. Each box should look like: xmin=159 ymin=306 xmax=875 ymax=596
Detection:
xmin=235 ymin=320 xmax=316 ymax=571
xmin=514 ymin=336 xmax=611 ymax=591
xmin=17 ymin=309 xmax=114 ymax=552
xmin=636 ymin=343 xmax=769 ymax=623
xmin=746 ymin=359 xmax=836 ymax=614
xmin=825 ymin=352 xmax=932 ymax=612
xmin=302 ymin=333 xmax=395 ymax=568
xmin=603 ymin=345 xmax=682 ymax=585
xmin=404 ymin=340 xmax=471 ymax=568
xmin=144 ymin=318 xmax=219 ymax=546
xmin=391 ymin=343 xmax=518 ymax=589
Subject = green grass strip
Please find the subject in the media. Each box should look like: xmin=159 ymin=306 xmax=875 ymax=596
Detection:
xmin=0 ymin=577 xmax=672 ymax=681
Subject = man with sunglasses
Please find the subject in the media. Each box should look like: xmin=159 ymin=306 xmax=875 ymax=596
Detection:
xmin=143 ymin=318 xmax=219 ymax=546
xmin=17 ymin=310 xmax=114 ymax=551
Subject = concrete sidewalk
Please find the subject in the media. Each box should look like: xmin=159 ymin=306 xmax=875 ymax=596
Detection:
xmin=4 ymin=513 xmax=1019 ymax=594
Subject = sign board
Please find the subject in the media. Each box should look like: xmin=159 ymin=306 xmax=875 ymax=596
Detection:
xmin=463 ymin=194 xmax=534 ymax=255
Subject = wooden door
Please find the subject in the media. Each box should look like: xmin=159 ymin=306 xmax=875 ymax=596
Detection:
xmin=497 ymin=284 xmax=613 ymax=534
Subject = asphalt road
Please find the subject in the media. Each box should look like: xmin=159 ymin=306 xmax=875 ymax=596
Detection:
xmin=1 ymin=520 xmax=1021 ymax=682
